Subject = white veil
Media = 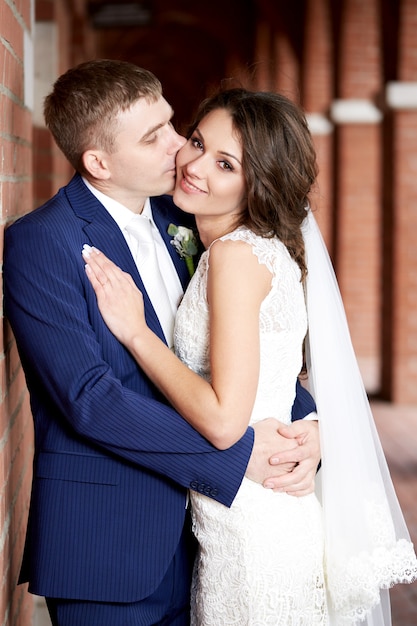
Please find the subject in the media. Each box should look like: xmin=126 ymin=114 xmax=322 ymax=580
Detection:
xmin=302 ymin=209 xmax=417 ymax=624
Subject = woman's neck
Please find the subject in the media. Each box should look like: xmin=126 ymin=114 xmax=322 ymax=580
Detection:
xmin=195 ymin=215 xmax=241 ymax=248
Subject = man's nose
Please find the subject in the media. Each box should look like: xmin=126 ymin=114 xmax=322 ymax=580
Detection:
xmin=168 ymin=128 xmax=186 ymax=152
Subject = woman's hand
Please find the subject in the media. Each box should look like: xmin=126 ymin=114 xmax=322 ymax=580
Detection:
xmin=272 ymin=420 xmax=320 ymax=495
xmin=82 ymin=245 xmax=146 ymax=346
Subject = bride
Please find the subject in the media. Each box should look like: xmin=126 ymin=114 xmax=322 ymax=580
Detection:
xmin=83 ymin=88 xmax=417 ymax=624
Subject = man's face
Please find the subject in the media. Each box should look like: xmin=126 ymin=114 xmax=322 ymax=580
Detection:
xmin=101 ymin=96 xmax=186 ymax=212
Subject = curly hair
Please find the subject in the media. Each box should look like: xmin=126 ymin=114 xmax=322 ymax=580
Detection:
xmin=187 ymin=89 xmax=318 ymax=280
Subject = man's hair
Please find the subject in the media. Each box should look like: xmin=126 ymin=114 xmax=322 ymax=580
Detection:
xmin=44 ymin=59 xmax=162 ymax=173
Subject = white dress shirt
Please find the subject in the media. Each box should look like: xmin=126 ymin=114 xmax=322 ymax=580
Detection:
xmin=83 ymin=179 xmax=183 ymax=347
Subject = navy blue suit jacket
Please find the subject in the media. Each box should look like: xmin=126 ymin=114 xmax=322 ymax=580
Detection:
xmin=4 ymin=173 xmax=315 ymax=602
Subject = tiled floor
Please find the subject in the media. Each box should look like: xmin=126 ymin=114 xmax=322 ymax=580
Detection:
xmin=372 ymin=401 xmax=417 ymax=626
xmin=32 ymin=401 xmax=417 ymax=625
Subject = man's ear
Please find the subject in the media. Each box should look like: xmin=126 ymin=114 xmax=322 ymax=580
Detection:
xmin=82 ymin=150 xmax=111 ymax=180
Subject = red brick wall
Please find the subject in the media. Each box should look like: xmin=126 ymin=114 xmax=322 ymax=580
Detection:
xmin=1 ymin=2 xmax=95 ymax=623
xmin=1 ymin=1 xmax=35 ymax=623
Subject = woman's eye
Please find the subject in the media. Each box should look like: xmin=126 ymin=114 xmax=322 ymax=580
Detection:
xmin=191 ymin=137 xmax=203 ymax=151
xmin=219 ymin=160 xmax=233 ymax=171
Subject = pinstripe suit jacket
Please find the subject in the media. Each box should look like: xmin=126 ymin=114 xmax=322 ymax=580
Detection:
xmin=4 ymin=173 xmax=315 ymax=602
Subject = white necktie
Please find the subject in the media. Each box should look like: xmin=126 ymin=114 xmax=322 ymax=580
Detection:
xmin=125 ymin=215 xmax=175 ymax=347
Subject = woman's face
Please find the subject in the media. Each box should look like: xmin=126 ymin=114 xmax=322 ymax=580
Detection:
xmin=173 ymin=108 xmax=246 ymax=223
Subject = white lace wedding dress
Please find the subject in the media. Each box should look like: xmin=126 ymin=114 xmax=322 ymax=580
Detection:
xmin=174 ymin=227 xmax=329 ymax=625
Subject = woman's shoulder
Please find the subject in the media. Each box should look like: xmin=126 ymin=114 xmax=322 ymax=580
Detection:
xmin=219 ymin=226 xmax=283 ymax=248
xmin=218 ymin=227 xmax=289 ymax=260
xmin=205 ymin=229 xmax=277 ymax=287
xmin=219 ymin=225 xmax=258 ymax=245
xmin=207 ymin=228 xmax=273 ymax=299
xmin=212 ymin=226 xmax=299 ymax=280
xmin=207 ymin=227 xmax=260 ymax=259
xmin=208 ymin=228 xmax=257 ymax=263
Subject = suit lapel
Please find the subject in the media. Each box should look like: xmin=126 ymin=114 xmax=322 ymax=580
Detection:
xmin=67 ymin=175 xmax=166 ymax=342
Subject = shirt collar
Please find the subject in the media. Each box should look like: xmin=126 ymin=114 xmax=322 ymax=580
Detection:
xmin=82 ymin=177 xmax=153 ymax=231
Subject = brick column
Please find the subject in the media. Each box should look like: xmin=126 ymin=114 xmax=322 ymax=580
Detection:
xmin=381 ymin=0 xmax=417 ymax=403
xmin=272 ymin=31 xmax=299 ymax=103
xmin=303 ymin=0 xmax=334 ymax=249
xmin=253 ymin=20 xmax=273 ymax=90
xmin=385 ymin=82 xmax=417 ymax=403
xmin=332 ymin=0 xmax=382 ymax=393
xmin=330 ymin=103 xmax=382 ymax=394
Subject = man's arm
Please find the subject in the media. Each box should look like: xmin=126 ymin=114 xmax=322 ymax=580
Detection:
xmin=291 ymin=378 xmax=317 ymax=421
xmin=4 ymin=217 xmax=253 ymax=507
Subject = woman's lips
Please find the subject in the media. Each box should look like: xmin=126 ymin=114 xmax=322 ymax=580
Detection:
xmin=180 ymin=174 xmax=206 ymax=194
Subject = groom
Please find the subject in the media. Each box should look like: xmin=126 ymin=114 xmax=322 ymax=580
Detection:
xmin=4 ymin=60 xmax=319 ymax=625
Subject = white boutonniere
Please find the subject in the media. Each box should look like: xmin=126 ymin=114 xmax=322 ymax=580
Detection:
xmin=168 ymin=223 xmax=198 ymax=277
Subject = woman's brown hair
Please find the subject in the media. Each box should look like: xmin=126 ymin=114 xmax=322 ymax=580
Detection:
xmin=188 ymin=89 xmax=318 ymax=280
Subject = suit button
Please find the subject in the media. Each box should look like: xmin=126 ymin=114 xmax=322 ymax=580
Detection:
xmin=190 ymin=481 xmax=199 ymax=490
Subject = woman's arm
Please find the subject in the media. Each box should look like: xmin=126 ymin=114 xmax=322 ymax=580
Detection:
xmin=84 ymin=240 xmax=272 ymax=449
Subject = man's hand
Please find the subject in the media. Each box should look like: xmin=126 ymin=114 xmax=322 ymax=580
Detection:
xmin=245 ymin=419 xmax=299 ymax=484
xmin=245 ymin=419 xmax=320 ymax=497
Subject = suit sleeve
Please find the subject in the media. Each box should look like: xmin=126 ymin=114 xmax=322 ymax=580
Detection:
xmin=291 ymin=379 xmax=317 ymax=421
xmin=4 ymin=219 xmax=253 ymax=508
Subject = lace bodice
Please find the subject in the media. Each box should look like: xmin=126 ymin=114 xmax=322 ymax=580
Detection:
xmin=174 ymin=226 xmax=307 ymax=425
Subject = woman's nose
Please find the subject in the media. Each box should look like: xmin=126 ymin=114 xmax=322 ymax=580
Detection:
xmin=183 ymin=152 xmax=207 ymax=177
